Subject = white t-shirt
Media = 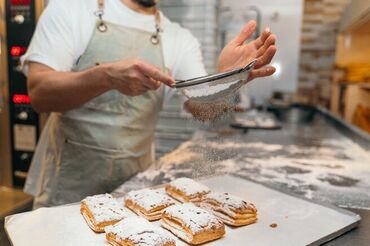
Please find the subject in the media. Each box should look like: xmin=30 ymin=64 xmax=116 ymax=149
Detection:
xmin=21 ymin=0 xmax=207 ymax=95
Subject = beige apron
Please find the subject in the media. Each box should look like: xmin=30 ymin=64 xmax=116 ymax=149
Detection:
xmin=24 ymin=0 xmax=166 ymax=208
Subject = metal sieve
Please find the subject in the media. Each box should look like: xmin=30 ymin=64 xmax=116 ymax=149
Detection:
xmin=174 ymin=59 xmax=257 ymax=102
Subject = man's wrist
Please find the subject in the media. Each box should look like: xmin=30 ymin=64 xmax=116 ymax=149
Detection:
xmin=88 ymin=63 xmax=115 ymax=91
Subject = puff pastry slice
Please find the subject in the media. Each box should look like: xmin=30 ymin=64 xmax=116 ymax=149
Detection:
xmin=124 ymin=188 xmax=176 ymax=221
xmin=80 ymin=193 xmax=132 ymax=233
xmin=165 ymin=177 xmax=210 ymax=203
xmin=161 ymin=203 xmax=225 ymax=245
xmin=200 ymin=192 xmax=258 ymax=226
xmin=105 ymin=217 xmax=176 ymax=246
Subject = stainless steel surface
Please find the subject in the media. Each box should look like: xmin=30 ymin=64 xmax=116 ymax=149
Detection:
xmin=114 ymin=106 xmax=370 ymax=245
xmin=177 ymin=60 xmax=256 ymax=102
xmin=4 ymin=175 xmax=360 ymax=246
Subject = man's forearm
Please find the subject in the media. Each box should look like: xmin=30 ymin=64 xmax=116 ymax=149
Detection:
xmin=28 ymin=63 xmax=111 ymax=113
xmin=27 ymin=59 xmax=175 ymax=113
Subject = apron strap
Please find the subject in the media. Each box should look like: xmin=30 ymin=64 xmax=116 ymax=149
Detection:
xmin=94 ymin=0 xmax=162 ymax=44
xmin=95 ymin=0 xmax=108 ymax=32
xmin=151 ymin=10 xmax=162 ymax=45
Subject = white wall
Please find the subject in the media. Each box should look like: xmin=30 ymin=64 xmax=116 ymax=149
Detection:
xmin=221 ymin=0 xmax=304 ymax=105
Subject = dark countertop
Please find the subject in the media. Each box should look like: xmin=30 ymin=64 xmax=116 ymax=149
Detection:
xmin=323 ymin=208 xmax=370 ymax=245
xmin=114 ymin=109 xmax=370 ymax=245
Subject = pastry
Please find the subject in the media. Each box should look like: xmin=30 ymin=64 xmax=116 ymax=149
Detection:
xmin=200 ymin=192 xmax=257 ymax=226
xmin=105 ymin=217 xmax=176 ymax=246
xmin=161 ymin=203 xmax=225 ymax=245
xmin=80 ymin=193 xmax=132 ymax=233
xmin=165 ymin=177 xmax=210 ymax=203
xmin=124 ymin=188 xmax=176 ymax=221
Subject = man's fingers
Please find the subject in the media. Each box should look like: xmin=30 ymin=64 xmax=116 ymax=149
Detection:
xmin=254 ymin=45 xmax=277 ymax=69
xmin=253 ymin=27 xmax=271 ymax=49
xmin=233 ymin=20 xmax=257 ymax=46
xmin=136 ymin=71 xmax=158 ymax=90
xmin=256 ymin=34 xmax=276 ymax=58
xmin=143 ymin=77 xmax=161 ymax=90
xmin=136 ymin=62 xmax=175 ymax=86
xmin=248 ymin=66 xmax=276 ymax=81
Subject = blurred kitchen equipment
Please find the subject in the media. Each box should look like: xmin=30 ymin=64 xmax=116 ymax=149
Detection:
xmin=244 ymin=6 xmax=261 ymax=39
xmin=175 ymin=59 xmax=256 ymax=102
xmin=221 ymin=0 xmax=303 ymax=105
xmin=269 ymin=104 xmax=316 ymax=124
xmin=0 ymin=0 xmax=46 ymax=187
xmin=219 ymin=5 xmax=261 ymax=47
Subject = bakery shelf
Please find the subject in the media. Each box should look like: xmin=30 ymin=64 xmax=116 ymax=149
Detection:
xmin=339 ymin=0 xmax=370 ymax=34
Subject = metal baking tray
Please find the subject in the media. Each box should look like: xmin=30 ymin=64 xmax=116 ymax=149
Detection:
xmin=5 ymin=175 xmax=360 ymax=246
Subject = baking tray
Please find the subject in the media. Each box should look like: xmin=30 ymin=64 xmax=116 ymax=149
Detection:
xmin=5 ymin=175 xmax=360 ymax=246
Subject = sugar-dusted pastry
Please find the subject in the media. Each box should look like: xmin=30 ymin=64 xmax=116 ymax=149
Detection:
xmin=105 ymin=217 xmax=176 ymax=246
xmin=124 ymin=188 xmax=176 ymax=221
xmin=200 ymin=192 xmax=258 ymax=226
xmin=161 ymin=203 xmax=225 ymax=245
xmin=80 ymin=193 xmax=132 ymax=233
xmin=165 ymin=177 xmax=210 ymax=203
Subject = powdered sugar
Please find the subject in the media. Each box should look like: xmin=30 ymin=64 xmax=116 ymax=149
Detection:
xmin=105 ymin=217 xmax=175 ymax=246
xmin=125 ymin=189 xmax=175 ymax=211
xmin=113 ymin=123 xmax=370 ymax=209
xmin=205 ymin=192 xmax=257 ymax=214
xmin=82 ymin=194 xmax=131 ymax=223
xmin=205 ymin=141 xmax=283 ymax=152
xmin=183 ymin=83 xmax=233 ymax=98
xmin=163 ymin=203 xmax=223 ymax=233
xmin=168 ymin=177 xmax=210 ymax=197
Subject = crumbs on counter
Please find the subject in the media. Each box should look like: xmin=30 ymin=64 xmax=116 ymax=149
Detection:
xmin=270 ymin=223 xmax=278 ymax=228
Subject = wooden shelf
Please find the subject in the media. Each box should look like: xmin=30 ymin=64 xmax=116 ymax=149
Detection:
xmin=339 ymin=0 xmax=370 ymax=34
xmin=332 ymin=1 xmax=370 ymax=134
xmin=339 ymin=82 xmax=370 ymax=89
xmin=331 ymin=83 xmax=370 ymax=124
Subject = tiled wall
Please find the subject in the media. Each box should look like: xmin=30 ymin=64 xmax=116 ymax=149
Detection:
xmin=159 ymin=0 xmax=220 ymax=73
xmin=298 ymin=0 xmax=350 ymax=106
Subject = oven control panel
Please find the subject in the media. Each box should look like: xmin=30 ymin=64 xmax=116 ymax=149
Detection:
xmin=5 ymin=0 xmax=40 ymax=187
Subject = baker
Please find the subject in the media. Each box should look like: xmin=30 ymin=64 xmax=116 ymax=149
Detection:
xmin=22 ymin=0 xmax=277 ymax=209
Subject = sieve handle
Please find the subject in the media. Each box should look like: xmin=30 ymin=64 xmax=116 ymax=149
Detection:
xmin=173 ymin=59 xmax=257 ymax=89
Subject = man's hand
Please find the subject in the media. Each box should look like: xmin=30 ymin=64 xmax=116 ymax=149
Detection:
xmin=217 ymin=20 xmax=277 ymax=81
xmin=104 ymin=59 xmax=175 ymax=96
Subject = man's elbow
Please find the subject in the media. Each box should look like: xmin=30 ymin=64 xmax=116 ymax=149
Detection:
xmin=27 ymin=78 xmax=46 ymax=113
